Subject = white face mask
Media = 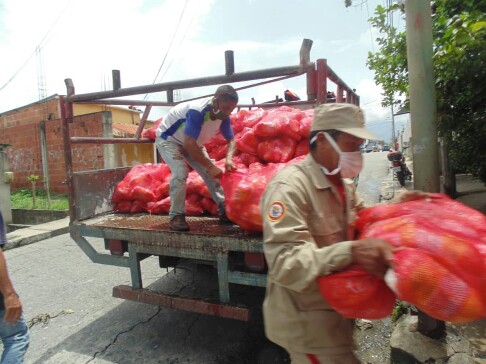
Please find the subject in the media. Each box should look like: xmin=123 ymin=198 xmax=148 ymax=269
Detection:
xmin=314 ymin=132 xmax=363 ymax=178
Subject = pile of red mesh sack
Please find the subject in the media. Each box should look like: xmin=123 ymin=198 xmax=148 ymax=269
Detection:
xmin=318 ymin=194 xmax=486 ymax=323
xmin=112 ymin=106 xmax=313 ymax=230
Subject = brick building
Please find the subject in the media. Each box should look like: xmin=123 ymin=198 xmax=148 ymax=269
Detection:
xmin=0 ymin=95 xmax=154 ymax=193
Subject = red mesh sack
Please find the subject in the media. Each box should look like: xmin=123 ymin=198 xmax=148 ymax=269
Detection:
xmin=389 ymin=249 xmax=486 ymax=322
xmin=200 ymin=197 xmax=218 ymax=216
xmin=356 ymin=194 xmax=486 ymax=238
xmin=155 ymin=180 xmax=170 ymax=200
xmin=205 ymin=131 xmax=227 ymax=155
xmin=356 ymin=194 xmax=486 ymax=323
xmin=235 ymin=127 xmax=260 ymax=155
xmin=360 ymin=216 xmax=486 ymax=292
xmin=142 ymin=118 xmax=163 ymax=140
xmin=294 ymin=139 xmax=310 ymax=158
xmin=318 ymin=265 xmax=396 ymax=319
xmin=112 ymin=163 xmax=171 ymax=204
xmin=130 ymin=185 xmax=157 ymax=202
xmin=254 ymin=108 xmax=301 ymax=141
xmin=298 ymin=116 xmax=312 ymax=138
xmin=241 ymin=108 xmax=267 ymax=128
xmin=148 ymin=197 xmax=171 ymax=214
xmin=186 ymin=170 xmax=211 ymax=199
xmin=208 ymin=144 xmax=228 ymax=162
xmin=114 ymin=201 xmax=133 ymax=213
xmin=112 ymin=182 xmax=131 ymax=203
xmin=257 ymin=136 xmax=297 ymax=163
xmin=185 ymin=194 xmax=204 ymax=215
xmin=221 ymin=163 xmax=286 ymax=231
xmin=229 ymin=113 xmax=244 ymax=133
xmin=130 ymin=200 xmax=147 ymax=213
xmin=238 ymin=152 xmax=260 ymax=167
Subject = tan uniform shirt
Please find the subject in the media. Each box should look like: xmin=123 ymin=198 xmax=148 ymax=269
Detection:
xmin=261 ymin=154 xmax=364 ymax=356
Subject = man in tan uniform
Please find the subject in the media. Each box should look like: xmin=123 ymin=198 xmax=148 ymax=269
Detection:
xmin=261 ymin=103 xmax=395 ymax=364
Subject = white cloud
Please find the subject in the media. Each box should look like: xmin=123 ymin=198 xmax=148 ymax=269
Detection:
xmin=0 ymin=0 xmax=215 ymax=112
xmin=358 ymin=26 xmax=380 ymax=51
xmin=0 ymin=0 xmax=389 ymax=126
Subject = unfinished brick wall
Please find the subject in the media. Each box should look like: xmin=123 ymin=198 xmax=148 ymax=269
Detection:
xmin=45 ymin=113 xmax=105 ymax=192
xmin=1 ymin=97 xmax=60 ymax=191
xmin=0 ymin=98 xmax=106 ymax=193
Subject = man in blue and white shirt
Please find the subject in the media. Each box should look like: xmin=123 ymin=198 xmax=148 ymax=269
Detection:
xmin=155 ymin=85 xmax=238 ymax=231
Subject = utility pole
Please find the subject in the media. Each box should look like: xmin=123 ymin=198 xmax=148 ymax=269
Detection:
xmin=404 ymin=0 xmax=443 ymax=338
xmin=36 ymin=45 xmax=51 ymax=208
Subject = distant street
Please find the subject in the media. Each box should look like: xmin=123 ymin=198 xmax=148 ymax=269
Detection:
xmin=7 ymin=151 xmax=399 ymax=364
xmin=358 ymin=150 xmax=395 ymax=205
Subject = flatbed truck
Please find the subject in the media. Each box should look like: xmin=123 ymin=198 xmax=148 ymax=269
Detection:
xmin=61 ymin=39 xmax=359 ymax=321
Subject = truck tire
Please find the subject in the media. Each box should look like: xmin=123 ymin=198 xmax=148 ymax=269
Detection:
xmin=396 ymin=171 xmax=405 ymax=187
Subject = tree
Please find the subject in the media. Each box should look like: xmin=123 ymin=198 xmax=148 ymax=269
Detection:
xmin=367 ymin=1 xmax=486 ymax=182
xmin=27 ymin=174 xmax=40 ymax=208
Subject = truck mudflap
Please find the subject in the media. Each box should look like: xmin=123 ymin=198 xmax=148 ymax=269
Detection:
xmin=113 ymin=285 xmax=251 ymax=321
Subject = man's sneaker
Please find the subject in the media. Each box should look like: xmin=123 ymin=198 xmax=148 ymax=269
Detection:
xmin=169 ymin=215 xmax=189 ymax=231
xmin=218 ymin=212 xmax=233 ymax=224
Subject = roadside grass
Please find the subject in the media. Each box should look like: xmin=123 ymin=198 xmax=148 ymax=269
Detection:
xmin=10 ymin=189 xmax=69 ymax=210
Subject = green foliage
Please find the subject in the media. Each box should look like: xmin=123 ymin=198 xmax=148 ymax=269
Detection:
xmin=367 ymin=1 xmax=486 ymax=181
xmin=26 ymin=175 xmax=40 ymax=183
xmin=366 ymin=4 xmax=409 ymax=107
xmin=391 ymin=301 xmax=408 ymax=322
xmin=10 ymin=189 xmax=69 ymax=210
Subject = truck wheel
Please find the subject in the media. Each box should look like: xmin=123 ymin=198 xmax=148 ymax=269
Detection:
xmin=396 ymin=171 xmax=405 ymax=187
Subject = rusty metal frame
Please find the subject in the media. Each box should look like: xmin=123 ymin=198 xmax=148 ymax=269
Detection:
xmin=113 ymin=285 xmax=251 ymax=321
xmin=61 ymin=38 xmax=360 ymax=319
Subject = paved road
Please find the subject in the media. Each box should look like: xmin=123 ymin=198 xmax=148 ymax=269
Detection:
xmin=6 ymin=152 xmax=396 ymax=364
xmin=357 ymin=150 xmax=408 ymax=205
xmin=9 ymin=237 xmax=274 ymax=364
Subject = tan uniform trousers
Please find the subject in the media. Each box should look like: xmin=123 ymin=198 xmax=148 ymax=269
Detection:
xmin=288 ymin=351 xmax=361 ymax=364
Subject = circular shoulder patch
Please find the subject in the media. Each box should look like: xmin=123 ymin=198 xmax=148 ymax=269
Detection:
xmin=267 ymin=201 xmax=286 ymax=222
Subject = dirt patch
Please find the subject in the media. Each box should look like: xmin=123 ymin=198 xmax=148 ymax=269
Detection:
xmin=354 ymin=318 xmax=393 ymax=364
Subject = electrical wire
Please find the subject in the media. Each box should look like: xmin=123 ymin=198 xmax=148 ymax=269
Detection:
xmin=150 ymin=0 xmax=190 ymax=86
xmin=0 ymin=0 xmax=72 ymax=93
xmin=351 ymin=0 xmax=369 ymax=7
xmin=366 ymin=0 xmax=375 ymax=53
xmin=156 ymin=0 xmax=201 ymax=96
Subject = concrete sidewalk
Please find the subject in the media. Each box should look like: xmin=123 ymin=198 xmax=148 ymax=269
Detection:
xmin=5 ymin=216 xmax=69 ymax=251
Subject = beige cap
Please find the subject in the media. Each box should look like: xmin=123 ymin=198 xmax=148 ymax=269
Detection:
xmin=311 ymin=103 xmax=381 ymax=141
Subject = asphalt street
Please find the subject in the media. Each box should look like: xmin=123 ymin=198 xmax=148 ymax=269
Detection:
xmin=5 ymin=151 xmax=394 ymax=364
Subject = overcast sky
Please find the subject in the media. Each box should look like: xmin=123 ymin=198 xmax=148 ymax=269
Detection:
xmin=0 ymin=0 xmax=409 ymax=141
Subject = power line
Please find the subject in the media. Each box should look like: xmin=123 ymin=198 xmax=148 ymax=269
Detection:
xmin=156 ymin=0 xmax=201 ymax=88
xmin=365 ymin=0 xmax=375 ymax=53
xmin=150 ymin=0 xmax=190 ymax=86
xmin=0 ymin=0 xmax=71 ymax=94
xmin=360 ymin=99 xmax=380 ymax=106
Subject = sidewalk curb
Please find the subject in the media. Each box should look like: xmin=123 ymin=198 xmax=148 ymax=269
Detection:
xmin=4 ymin=217 xmax=70 ymax=251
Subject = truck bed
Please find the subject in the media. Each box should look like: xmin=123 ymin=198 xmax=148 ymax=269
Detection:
xmin=70 ymin=212 xmax=266 ymax=320
xmin=75 ymin=212 xmax=263 ymax=253
xmin=82 ymin=212 xmax=259 ymax=238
